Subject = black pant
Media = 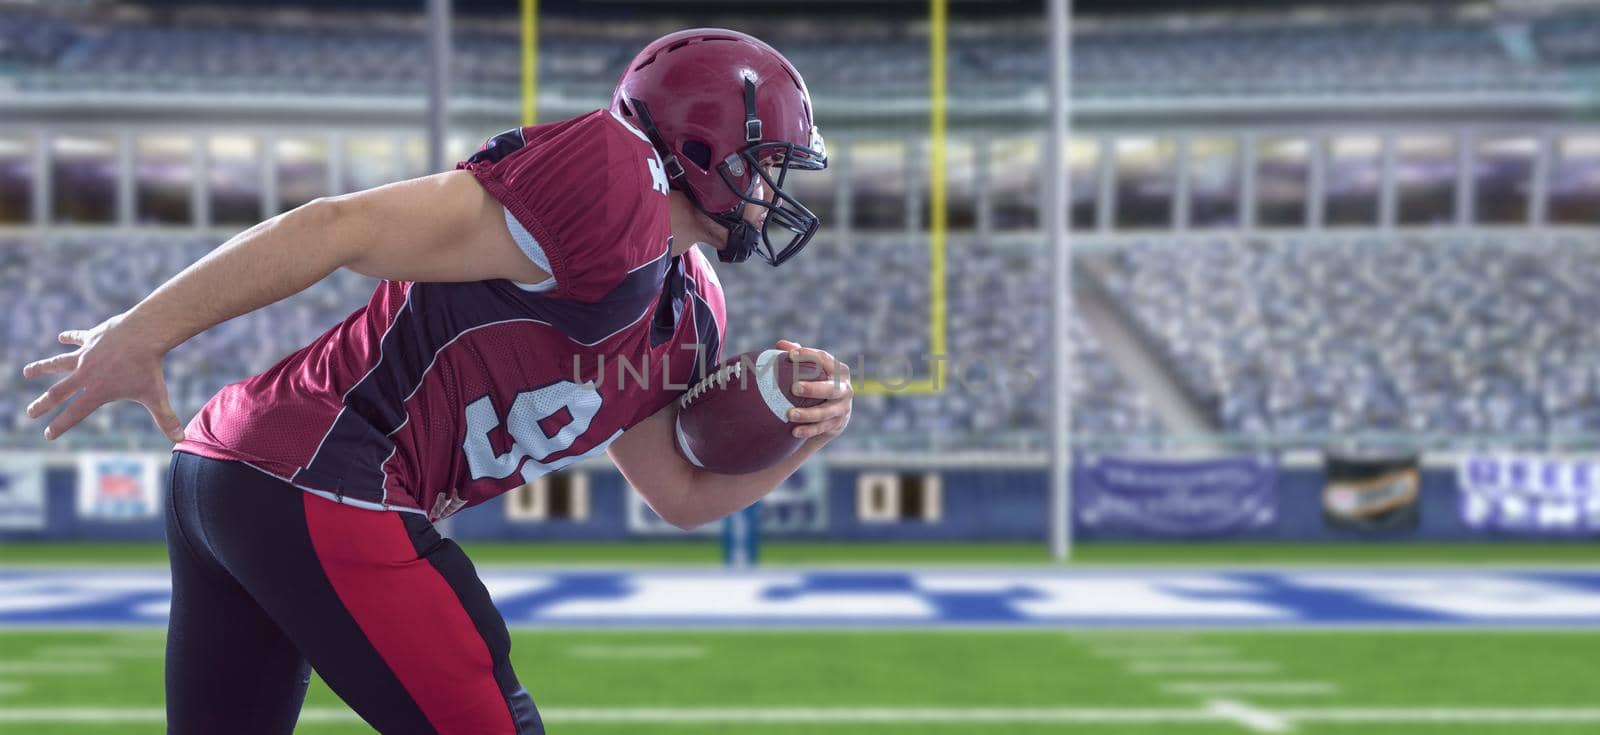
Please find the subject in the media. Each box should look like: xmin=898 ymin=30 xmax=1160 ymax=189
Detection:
xmin=164 ymin=451 xmax=543 ymax=734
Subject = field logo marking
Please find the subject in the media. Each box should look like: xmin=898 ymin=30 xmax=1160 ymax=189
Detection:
xmin=1128 ymin=661 xmax=1282 ymax=674
xmin=1165 ymin=681 xmax=1340 ymax=696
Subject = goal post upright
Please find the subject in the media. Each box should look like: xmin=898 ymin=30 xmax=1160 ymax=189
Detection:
xmin=857 ymin=0 xmax=947 ymax=397
xmin=521 ymin=0 xmax=539 ymax=126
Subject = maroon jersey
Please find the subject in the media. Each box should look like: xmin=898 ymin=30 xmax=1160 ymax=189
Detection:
xmin=177 ymin=110 xmax=726 ymax=519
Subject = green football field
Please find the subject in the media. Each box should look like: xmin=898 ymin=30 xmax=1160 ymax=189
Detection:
xmin=4 ymin=542 xmax=1598 ymax=732
xmin=1 ymin=629 xmax=1597 ymax=734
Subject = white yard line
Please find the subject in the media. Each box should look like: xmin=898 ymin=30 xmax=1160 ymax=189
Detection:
xmin=1207 ymin=699 xmax=1294 ymax=733
xmin=1275 ymin=707 xmax=1600 ymax=723
xmin=1128 ymin=660 xmax=1282 ymax=674
xmin=1088 ymin=645 xmax=1237 ymax=658
xmin=0 ymin=706 xmax=1215 ymax=724
xmin=1071 ymin=632 xmax=1199 ymax=643
xmin=5 ymin=705 xmax=1600 ymax=725
xmin=547 ymin=707 xmax=1212 ymax=723
xmin=1164 ymin=681 xmax=1340 ymax=696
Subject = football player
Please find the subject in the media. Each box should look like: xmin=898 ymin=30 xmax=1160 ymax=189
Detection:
xmin=22 ymin=29 xmax=850 ymax=735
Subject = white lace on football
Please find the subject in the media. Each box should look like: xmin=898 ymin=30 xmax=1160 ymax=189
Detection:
xmin=679 ymin=359 xmax=746 ymax=410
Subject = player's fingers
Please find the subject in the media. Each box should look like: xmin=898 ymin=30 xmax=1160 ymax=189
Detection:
xmin=22 ymin=352 xmax=79 ymax=380
xmin=788 ymin=398 xmax=848 ymax=424
xmin=787 ymin=345 xmax=842 ymax=377
xmin=793 ymin=415 xmax=847 ymax=439
xmin=139 ymin=384 xmax=186 ymax=443
xmin=58 ymin=330 xmax=89 ymax=346
xmin=794 ymin=379 xmax=849 ymax=400
xmin=43 ymin=391 xmax=102 ymax=441
xmin=26 ymin=375 xmax=83 ymax=419
xmin=775 ymin=339 xmax=803 ymax=352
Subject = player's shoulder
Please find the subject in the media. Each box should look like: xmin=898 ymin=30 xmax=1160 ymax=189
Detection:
xmin=458 ymin=109 xmax=674 ymax=302
xmin=532 ymin=108 xmax=661 ymax=171
xmin=680 ymin=243 xmax=724 ymax=300
xmin=679 ymin=244 xmax=727 ymax=331
xmin=459 ymin=109 xmax=658 ymax=196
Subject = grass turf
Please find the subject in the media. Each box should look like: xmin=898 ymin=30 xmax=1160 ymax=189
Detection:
xmin=0 ymin=630 xmax=1596 ymax=734
xmin=3 ymin=541 xmax=1600 ymax=566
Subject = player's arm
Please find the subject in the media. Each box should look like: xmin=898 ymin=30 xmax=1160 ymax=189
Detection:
xmin=21 ymin=170 xmax=545 ymax=441
xmin=607 ymin=341 xmax=851 ymax=530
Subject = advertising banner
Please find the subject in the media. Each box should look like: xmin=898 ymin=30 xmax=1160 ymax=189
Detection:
xmin=628 ymin=459 xmax=827 ymax=535
xmin=1323 ymin=453 xmax=1421 ymax=532
xmin=1076 ymin=454 xmax=1278 ymax=536
xmin=76 ymin=453 xmax=163 ymax=521
xmin=1459 ymin=454 xmax=1600 ymax=535
xmin=0 ymin=454 xmax=47 ymax=531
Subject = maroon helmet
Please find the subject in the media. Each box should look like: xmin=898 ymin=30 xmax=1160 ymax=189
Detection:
xmin=612 ymin=28 xmax=828 ymax=266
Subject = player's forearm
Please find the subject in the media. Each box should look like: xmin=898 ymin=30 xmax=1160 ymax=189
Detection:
xmin=117 ymin=200 xmax=354 ymax=353
xmin=672 ymin=434 xmax=831 ymax=529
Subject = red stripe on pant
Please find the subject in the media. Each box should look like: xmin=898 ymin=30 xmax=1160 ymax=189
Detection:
xmin=302 ymin=493 xmax=516 ymax=734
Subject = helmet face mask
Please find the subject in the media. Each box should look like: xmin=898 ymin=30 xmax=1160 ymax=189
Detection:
xmin=710 ymin=138 xmax=827 ymax=266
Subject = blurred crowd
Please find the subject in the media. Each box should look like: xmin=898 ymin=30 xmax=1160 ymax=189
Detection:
xmin=2 ymin=4 xmax=1598 ymax=99
xmin=0 ymin=235 xmax=1155 ymax=453
xmin=10 ymin=233 xmax=1595 ymax=453
xmin=1098 ymin=234 xmax=1600 ymax=443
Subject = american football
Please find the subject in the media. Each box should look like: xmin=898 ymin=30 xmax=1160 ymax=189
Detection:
xmin=674 ymin=349 xmax=828 ymax=474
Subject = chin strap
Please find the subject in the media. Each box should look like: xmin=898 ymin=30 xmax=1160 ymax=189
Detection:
xmin=717 ymin=217 xmax=760 ymax=263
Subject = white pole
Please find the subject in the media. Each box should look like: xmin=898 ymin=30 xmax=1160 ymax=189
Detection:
xmin=426 ymin=0 xmax=453 ymax=174
xmin=1046 ymin=0 xmax=1073 ymax=562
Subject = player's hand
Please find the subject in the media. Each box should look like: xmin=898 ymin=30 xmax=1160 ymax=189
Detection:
xmin=777 ymin=339 xmax=851 ymax=441
xmin=21 ymin=314 xmax=185 ymax=443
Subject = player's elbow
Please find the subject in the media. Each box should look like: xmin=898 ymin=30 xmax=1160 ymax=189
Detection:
xmin=666 ymin=516 xmax=704 ymax=533
xmin=655 ymin=497 xmax=710 ymax=532
xmin=647 ymin=480 xmax=713 ymax=532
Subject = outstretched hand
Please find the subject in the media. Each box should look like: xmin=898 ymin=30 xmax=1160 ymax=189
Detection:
xmin=776 ymin=339 xmax=852 ymax=441
xmin=21 ymin=314 xmax=185 ymax=443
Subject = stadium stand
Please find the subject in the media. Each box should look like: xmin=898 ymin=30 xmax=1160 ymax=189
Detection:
xmin=0 ymin=236 xmax=376 ymax=449
xmin=1096 ymin=234 xmax=1600 ymax=444
xmin=1 ymin=235 xmax=1160 ymax=452
xmin=2 ymin=4 xmax=1598 ymax=99
xmin=1532 ymin=9 xmax=1600 ymax=63
xmin=10 ymin=232 xmax=1600 ymax=451
xmin=4 ymin=2 xmax=1596 ymax=453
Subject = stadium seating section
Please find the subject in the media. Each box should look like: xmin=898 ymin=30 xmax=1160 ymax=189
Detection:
xmin=2 ymin=6 xmax=1598 ymax=99
xmin=0 ymin=235 xmax=1162 ymax=452
xmin=1096 ymin=234 xmax=1600 ymax=443
xmin=9 ymin=233 xmax=1597 ymax=452
xmin=4 ymin=3 xmax=1598 ymax=453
